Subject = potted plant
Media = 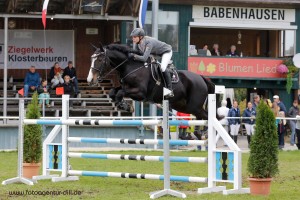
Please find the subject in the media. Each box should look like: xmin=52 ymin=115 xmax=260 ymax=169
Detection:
xmin=23 ymin=92 xmax=43 ymax=179
xmin=247 ymin=100 xmax=279 ymax=196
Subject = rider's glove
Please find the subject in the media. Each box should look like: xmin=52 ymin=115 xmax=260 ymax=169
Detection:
xmin=128 ymin=53 xmax=135 ymax=59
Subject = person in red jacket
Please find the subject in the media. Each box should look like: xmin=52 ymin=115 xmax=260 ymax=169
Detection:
xmin=176 ymin=111 xmax=191 ymax=140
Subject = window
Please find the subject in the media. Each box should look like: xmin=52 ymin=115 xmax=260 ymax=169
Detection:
xmin=144 ymin=11 xmax=179 ymax=52
xmin=280 ymin=30 xmax=295 ymax=57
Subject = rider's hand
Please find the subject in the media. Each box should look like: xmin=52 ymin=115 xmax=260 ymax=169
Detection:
xmin=128 ymin=53 xmax=135 ymax=59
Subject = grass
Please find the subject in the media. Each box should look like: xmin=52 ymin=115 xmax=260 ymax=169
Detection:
xmin=0 ymin=150 xmax=300 ymax=199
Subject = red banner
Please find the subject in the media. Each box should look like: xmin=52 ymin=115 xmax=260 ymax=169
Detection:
xmin=188 ymin=57 xmax=284 ymax=78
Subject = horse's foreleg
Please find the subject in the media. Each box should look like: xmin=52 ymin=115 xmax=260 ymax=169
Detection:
xmin=109 ymin=86 xmax=122 ymax=102
xmin=115 ymin=89 xmax=134 ymax=113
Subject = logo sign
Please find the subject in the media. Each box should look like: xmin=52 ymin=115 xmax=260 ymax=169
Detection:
xmin=0 ymin=30 xmax=74 ymax=69
xmin=188 ymin=57 xmax=284 ymax=78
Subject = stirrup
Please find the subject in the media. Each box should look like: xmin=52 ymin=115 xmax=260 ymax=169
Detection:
xmin=165 ymin=90 xmax=174 ymax=98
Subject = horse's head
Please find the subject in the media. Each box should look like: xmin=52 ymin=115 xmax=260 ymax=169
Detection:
xmin=87 ymin=46 xmax=109 ymax=83
xmin=87 ymin=44 xmax=131 ymax=84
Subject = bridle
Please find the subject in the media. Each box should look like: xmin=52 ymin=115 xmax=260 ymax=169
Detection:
xmin=90 ymin=49 xmax=128 ymax=82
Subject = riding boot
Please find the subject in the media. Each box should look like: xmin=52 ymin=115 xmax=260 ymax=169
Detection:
xmin=247 ymin=135 xmax=251 ymax=148
xmin=233 ymin=136 xmax=238 ymax=144
xmin=162 ymin=71 xmax=174 ymax=98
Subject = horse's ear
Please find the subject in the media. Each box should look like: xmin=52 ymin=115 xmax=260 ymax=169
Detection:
xmin=90 ymin=43 xmax=98 ymax=51
xmin=99 ymin=42 xmax=105 ymax=52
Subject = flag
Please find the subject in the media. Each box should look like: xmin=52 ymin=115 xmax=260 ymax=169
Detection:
xmin=42 ymin=0 xmax=49 ymax=29
xmin=18 ymin=88 xmax=24 ymax=96
xmin=56 ymin=87 xmax=64 ymax=95
xmin=138 ymin=0 xmax=148 ymax=28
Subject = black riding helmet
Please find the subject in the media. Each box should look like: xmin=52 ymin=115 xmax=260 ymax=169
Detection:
xmin=130 ymin=28 xmax=145 ymax=37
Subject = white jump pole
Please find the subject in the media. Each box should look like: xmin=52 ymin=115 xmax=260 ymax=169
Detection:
xmin=2 ymin=99 xmax=34 ymax=185
xmin=150 ymin=89 xmax=186 ymax=199
xmin=52 ymin=95 xmax=78 ymax=182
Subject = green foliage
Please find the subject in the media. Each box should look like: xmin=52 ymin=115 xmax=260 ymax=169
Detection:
xmin=23 ymin=92 xmax=42 ymax=163
xmin=247 ymin=100 xmax=279 ymax=178
xmin=234 ymin=88 xmax=247 ymax=103
xmin=238 ymin=98 xmax=247 ymax=115
xmin=286 ymin=73 xmax=293 ymax=94
xmin=283 ymin=57 xmax=298 ymax=73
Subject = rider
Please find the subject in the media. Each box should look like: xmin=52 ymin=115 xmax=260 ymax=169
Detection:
xmin=130 ymin=28 xmax=174 ymax=98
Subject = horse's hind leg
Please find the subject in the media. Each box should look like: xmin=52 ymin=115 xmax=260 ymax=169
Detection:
xmin=193 ymin=108 xmax=208 ymax=140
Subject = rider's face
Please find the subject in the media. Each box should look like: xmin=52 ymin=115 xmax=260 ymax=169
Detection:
xmin=132 ymin=36 xmax=140 ymax=44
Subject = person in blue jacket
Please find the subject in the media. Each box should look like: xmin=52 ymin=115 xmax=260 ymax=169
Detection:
xmin=242 ymin=101 xmax=256 ymax=147
xmin=228 ymin=100 xmax=241 ymax=144
xmin=24 ymin=66 xmax=40 ymax=98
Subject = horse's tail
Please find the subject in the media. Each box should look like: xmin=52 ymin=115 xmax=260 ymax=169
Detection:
xmin=201 ymin=75 xmax=215 ymax=94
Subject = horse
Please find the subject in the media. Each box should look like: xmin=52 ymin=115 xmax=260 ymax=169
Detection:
xmin=87 ymin=44 xmax=217 ymax=131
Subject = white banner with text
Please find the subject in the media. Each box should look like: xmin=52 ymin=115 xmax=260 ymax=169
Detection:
xmin=0 ymin=30 xmax=74 ymax=69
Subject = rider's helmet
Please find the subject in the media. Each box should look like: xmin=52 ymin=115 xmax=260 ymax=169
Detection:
xmin=130 ymin=28 xmax=145 ymax=37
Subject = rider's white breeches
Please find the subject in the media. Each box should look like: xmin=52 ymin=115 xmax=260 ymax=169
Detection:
xmin=161 ymin=50 xmax=173 ymax=72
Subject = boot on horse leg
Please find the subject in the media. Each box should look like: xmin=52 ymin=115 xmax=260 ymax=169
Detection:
xmin=116 ymin=99 xmax=134 ymax=113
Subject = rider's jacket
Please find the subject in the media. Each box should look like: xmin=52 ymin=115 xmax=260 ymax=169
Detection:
xmin=134 ymin=36 xmax=172 ymax=62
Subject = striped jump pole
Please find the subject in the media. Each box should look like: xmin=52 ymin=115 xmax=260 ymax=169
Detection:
xmin=68 ymin=170 xmax=208 ymax=183
xmin=68 ymin=137 xmax=207 ymax=146
xmin=23 ymin=119 xmax=207 ymax=126
xmin=69 ymin=152 xmax=208 ymax=163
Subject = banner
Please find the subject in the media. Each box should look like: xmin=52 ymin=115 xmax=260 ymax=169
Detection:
xmin=188 ymin=57 xmax=284 ymax=78
xmin=138 ymin=0 xmax=148 ymax=28
xmin=0 ymin=30 xmax=74 ymax=69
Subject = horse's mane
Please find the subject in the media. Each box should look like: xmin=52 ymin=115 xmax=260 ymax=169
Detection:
xmin=107 ymin=44 xmax=142 ymax=55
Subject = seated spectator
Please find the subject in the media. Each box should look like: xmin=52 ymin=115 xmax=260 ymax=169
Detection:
xmin=211 ymin=43 xmax=222 ymax=56
xmin=202 ymin=44 xmax=212 ymax=56
xmin=63 ymin=61 xmax=79 ymax=95
xmin=37 ymin=79 xmax=51 ymax=107
xmin=226 ymin=45 xmax=239 ymax=57
xmin=49 ymin=62 xmax=64 ymax=89
xmin=62 ymin=75 xmax=75 ymax=107
xmin=24 ymin=66 xmax=40 ymax=98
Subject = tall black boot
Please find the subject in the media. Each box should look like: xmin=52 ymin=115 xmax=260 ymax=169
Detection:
xmin=162 ymin=71 xmax=174 ymax=98
xmin=233 ymin=136 xmax=238 ymax=144
xmin=247 ymin=135 xmax=251 ymax=148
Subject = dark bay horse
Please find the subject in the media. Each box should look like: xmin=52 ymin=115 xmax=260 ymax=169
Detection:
xmin=87 ymin=44 xmax=216 ymax=121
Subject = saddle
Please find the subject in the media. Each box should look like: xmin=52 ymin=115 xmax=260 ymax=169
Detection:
xmin=148 ymin=57 xmax=180 ymax=86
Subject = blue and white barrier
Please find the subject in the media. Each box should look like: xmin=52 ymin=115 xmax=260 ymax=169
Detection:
xmin=68 ymin=170 xmax=208 ymax=183
xmin=24 ymin=119 xmax=207 ymax=126
xmin=68 ymin=137 xmax=207 ymax=146
xmin=69 ymin=152 xmax=207 ymax=163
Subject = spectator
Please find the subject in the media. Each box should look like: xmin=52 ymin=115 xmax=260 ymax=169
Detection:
xmin=217 ymin=100 xmax=229 ymax=132
xmin=265 ymin=98 xmax=273 ymax=108
xmin=63 ymin=61 xmax=79 ymax=95
xmin=37 ymin=79 xmax=51 ymax=107
xmin=62 ymin=75 xmax=75 ymax=107
xmin=242 ymin=101 xmax=256 ymax=147
xmin=226 ymin=98 xmax=232 ymax=109
xmin=288 ymin=100 xmax=299 ymax=146
xmin=226 ymin=45 xmax=239 ymax=57
xmin=228 ymin=100 xmax=241 ymax=144
xmin=202 ymin=44 xmax=212 ymax=56
xmin=273 ymin=95 xmax=287 ymax=114
xmin=49 ymin=62 xmax=64 ymax=89
xmin=295 ymin=115 xmax=300 ymax=150
xmin=176 ymin=111 xmax=191 ymax=140
xmin=252 ymin=95 xmax=260 ymax=110
xmin=24 ymin=66 xmax=40 ymax=98
xmin=277 ymin=111 xmax=286 ymax=150
xmin=211 ymin=43 xmax=222 ymax=56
